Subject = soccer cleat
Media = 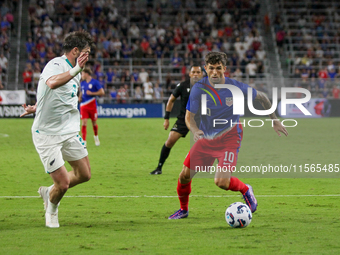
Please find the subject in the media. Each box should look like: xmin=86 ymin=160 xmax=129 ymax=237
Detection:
xmin=45 ymin=211 xmax=59 ymax=228
xmin=243 ymin=184 xmax=258 ymax=213
xmin=168 ymin=209 xmax=189 ymax=219
xmin=94 ymin=136 xmax=100 ymax=146
xmin=150 ymin=168 xmax=162 ymax=175
xmin=38 ymin=186 xmax=49 ymax=211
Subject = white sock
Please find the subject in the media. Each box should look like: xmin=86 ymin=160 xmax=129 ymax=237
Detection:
xmin=47 ymin=199 xmax=58 ymax=214
xmin=47 ymin=184 xmax=59 ymax=214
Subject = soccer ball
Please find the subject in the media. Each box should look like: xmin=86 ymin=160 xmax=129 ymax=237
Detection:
xmin=225 ymin=202 xmax=252 ymax=228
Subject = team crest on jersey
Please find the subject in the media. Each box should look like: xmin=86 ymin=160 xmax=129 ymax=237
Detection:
xmin=225 ymin=97 xmax=233 ymax=106
xmin=89 ymin=84 xmax=92 ymax=89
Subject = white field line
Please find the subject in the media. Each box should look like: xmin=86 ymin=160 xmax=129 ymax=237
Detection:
xmin=0 ymin=194 xmax=340 ymax=199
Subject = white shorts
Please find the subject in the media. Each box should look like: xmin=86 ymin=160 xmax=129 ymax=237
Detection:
xmin=32 ymin=131 xmax=88 ymax=174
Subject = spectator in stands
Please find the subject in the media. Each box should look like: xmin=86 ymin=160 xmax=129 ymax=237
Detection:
xmin=110 ymin=87 xmax=117 ymax=103
xmin=332 ymin=85 xmax=340 ymax=99
xmin=0 ymin=53 xmax=8 ymax=74
xmin=106 ymin=67 xmax=115 ymax=84
xmin=139 ymin=68 xmax=149 ymax=83
xmin=25 ymin=37 xmax=35 ymax=56
xmin=246 ymin=59 xmax=257 ymax=78
xmin=129 ymin=23 xmax=140 ymax=39
xmin=134 ymin=85 xmax=143 ymax=103
xmin=95 ymin=66 xmax=105 ymax=80
xmin=23 ymin=65 xmax=33 ymax=88
xmin=232 ymin=68 xmax=243 ymax=81
xmin=117 ymin=85 xmax=128 ymax=104
xmin=143 ymin=77 xmax=154 ymax=101
xmin=256 ymin=46 xmax=266 ymax=60
xmin=154 ymin=81 xmax=163 ymax=103
xmin=257 ymin=61 xmax=265 ymax=78
xmin=32 ymin=62 xmax=41 ymax=85
xmin=1 ymin=16 xmax=10 ymax=33
xmin=318 ymin=67 xmax=328 ymax=79
xmin=322 ymin=87 xmax=329 ymax=98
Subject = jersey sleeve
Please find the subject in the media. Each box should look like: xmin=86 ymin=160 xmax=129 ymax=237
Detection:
xmin=172 ymin=83 xmax=182 ymax=98
xmin=186 ymin=85 xmax=201 ymax=113
xmin=94 ymin=79 xmax=103 ymax=91
xmin=41 ymin=58 xmax=64 ymax=83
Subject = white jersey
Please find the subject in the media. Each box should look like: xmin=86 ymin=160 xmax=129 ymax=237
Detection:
xmin=32 ymin=55 xmax=81 ymax=135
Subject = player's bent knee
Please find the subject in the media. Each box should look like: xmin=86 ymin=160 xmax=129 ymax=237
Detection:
xmin=165 ymin=140 xmax=174 ymax=148
xmin=179 ymin=166 xmax=191 ymax=183
xmin=57 ymin=182 xmax=70 ymax=193
xmin=214 ymin=178 xmax=230 ymax=190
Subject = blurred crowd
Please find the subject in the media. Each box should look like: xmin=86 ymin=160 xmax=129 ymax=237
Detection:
xmin=274 ymin=0 xmax=340 ymax=98
xmin=23 ymin=0 xmax=271 ymax=103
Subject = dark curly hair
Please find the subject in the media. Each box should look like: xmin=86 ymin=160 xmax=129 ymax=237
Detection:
xmin=204 ymin=52 xmax=228 ymax=66
xmin=62 ymin=31 xmax=95 ymax=53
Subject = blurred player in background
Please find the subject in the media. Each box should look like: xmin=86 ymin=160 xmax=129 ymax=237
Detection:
xmin=169 ymin=52 xmax=288 ymax=219
xmin=150 ymin=65 xmax=203 ymax=175
xmin=79 ymin=68 xmax=105 ymax=146
xmin=20 ymin=31 xmax=95 ymax=228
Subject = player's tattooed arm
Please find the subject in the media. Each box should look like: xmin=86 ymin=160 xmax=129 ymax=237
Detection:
xmin=185 ymin=110 xmax=204 ymax=141
xmin=255 ymin=91 xmax=288 ymax=137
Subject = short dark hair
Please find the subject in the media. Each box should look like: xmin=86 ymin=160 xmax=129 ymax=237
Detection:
xmin=189 ymin=64 xmax=202 ymax=72
xmin=62 ymin=31 xmax=95 ymax=53
xmin=82 ymin=68 xmax=92 ymax=75
xmin=204 ymin=52 xmax=228 ymax=66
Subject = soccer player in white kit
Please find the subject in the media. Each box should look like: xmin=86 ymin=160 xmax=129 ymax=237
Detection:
xmin=21 ymin=31 xmax=95 ymax=228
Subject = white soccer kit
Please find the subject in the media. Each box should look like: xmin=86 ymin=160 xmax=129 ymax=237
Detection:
xmin=32 ymin=55 xmax=88 ymax=173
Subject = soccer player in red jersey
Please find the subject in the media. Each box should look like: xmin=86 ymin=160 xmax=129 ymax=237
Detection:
xmin=169 ymin=52 xmax=288 ymax=219
xmin=79 ymin=68 xmax=105 ymax=146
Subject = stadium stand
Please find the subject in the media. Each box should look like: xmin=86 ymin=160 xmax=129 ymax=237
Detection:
xmin=22 ymin=0 xmax=278 ymax=103
xmin=274 ymin=0 xmax=340 ymax=97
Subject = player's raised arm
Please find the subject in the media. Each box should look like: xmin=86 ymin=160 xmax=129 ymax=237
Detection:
xmin=163 ymin=94 xmax=177 ymax=130
xmin=46 ymin=51 xmax=89 ymax=90
xmin=255 ymin=91 xmax=288 ymax=137
xmin=185 ymin=110 xmax=204 ymax=141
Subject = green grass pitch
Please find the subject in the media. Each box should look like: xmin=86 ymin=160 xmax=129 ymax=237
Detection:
xmin=0 ymin=117 xmax=339 ymax=254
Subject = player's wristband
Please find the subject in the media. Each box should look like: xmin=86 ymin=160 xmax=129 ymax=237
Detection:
xmin=164 ymin=111 xmax=171 ymax=119
xmin=69 ymin=62 xmax=83 ymax=77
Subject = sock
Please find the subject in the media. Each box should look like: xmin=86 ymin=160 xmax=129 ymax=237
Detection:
xmin=228 ymin=177 xmax=249 ymax=195
xmin=47 ymin=199 xmax=59 ymax=214
xmin=93 ymin=124 xmax=98 ymax=136
xmin=177 ymin=179 xmax=191 ymax=211
xmin=82 ymin=125 xmax=87 ymax=141
xmin=157 ymin=144 xmax=171 ymax=169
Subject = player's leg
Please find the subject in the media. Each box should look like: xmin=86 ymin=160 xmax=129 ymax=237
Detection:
xmin=151 ymin=118 xmax=189 ymax=175
xmin=81 ymin=117 xmax=88 ymax=145
xmin=37 ymin=165 xmax=69 ymax=228
xmin=90 ymin=108 xmax=100 ymax=146
xmin=67 ymin=156 xmax=91 ymax=187
xmin=214 ymin=130 xmax=257 ymax=212
xmin=150 ymin=131 xmax=182 ymax=175
xmin=168 ymin=164 xmax=196 ymax=219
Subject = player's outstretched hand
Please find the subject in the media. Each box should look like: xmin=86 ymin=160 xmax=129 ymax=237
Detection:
xmin=77 ymin=52 xmax=89 ymax=69
xmin=193 ymin=130 xmax=204 ymax=142
xmin=163 ymin=119 xmax=169 ymax=130
xmin=273 ymin=120 xmax=288 ymax=137
xmin=20 ymin=103 xmax=37 ymax=117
